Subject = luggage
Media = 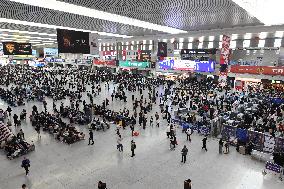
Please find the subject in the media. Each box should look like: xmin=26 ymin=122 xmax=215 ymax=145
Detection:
xmin=133 ymin=131 xmax=139 ymax=136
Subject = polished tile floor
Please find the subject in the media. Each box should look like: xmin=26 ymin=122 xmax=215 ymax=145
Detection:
xmin=0 ymin=83 xmax=283 ymax=189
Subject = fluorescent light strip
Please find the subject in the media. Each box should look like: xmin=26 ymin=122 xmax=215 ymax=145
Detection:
xmin=0 ymin=28 xmax=56 ymax=36
xmin=0 ymin=34 xmax=56 ymax=41
xmin=232 ymin=0 xmax=284 ymax=26
xmin=10 ymin=0 xmax=186 ymax=34
xmin=0 ymin=18 xmax=132 ymax=38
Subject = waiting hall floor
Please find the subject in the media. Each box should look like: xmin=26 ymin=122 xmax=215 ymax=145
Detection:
xmin=0 ymin=84 xmax=283 ymax=189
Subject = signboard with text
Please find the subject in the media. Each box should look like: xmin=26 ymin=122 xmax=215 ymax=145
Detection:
xmin=119 ymin=61 xmax=149 ymax=68
xmin=230 ymin=65 xmax=284 ymax=76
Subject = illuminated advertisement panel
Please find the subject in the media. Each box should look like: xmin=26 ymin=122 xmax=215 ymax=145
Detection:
xmin=158 ymin=58 xmax=215 ymax=72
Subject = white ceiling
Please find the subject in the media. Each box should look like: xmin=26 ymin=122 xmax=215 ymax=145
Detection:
xmin=0 ymin=0 xmax=283 ymax=48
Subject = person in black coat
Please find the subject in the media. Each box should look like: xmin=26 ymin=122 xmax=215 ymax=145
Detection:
xmin=88 ymin=130 xmax=94 ymax=145
xmin=202 ymin=136 xmax=208 ymax=151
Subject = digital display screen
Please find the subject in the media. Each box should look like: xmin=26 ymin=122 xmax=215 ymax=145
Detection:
xmin=57 ymin=29 xmax=90 ymax=54
xmin=3 ymin=42 xmax=32 ymax=55
xmin=159 ymin=59 xmax=215 ymax=72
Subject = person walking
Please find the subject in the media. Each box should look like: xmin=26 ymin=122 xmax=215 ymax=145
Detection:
xmin=21 ymin=157 xmax=30 ymax=176
xmin=202 ymin=136 xmax=208 ymax=151
xmin=219 ymin=139 xmax=224 ymax=154
xmin=131 ymin=140 xmax=136 ymax=157
xmin=88 ymin=130 xmax=94 ymax=145
xmin=35 ymin=124 xmax=41 ymax=139
xmin=130 ymin=124 xmax=134 ymax=136
xmin=117 ymin=134 xmax=123 ymax=152
xmin=224 ymin=141 xmax=229 ymax=154
xmin=181 ymin=145 xmax=188 ymax=163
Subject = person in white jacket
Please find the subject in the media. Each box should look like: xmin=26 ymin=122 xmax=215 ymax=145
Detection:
xmin=116 ymin=134 xmax=123 ymax=152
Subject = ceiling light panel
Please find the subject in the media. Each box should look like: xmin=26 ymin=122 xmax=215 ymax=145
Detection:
xmin=0 ymin=18 xmax=132 ymax=38
xmin=10 ymin=0 xmax=186 ymax=34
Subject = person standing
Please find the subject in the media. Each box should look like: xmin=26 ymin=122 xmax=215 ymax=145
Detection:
xmin=117 ymin=134 xmax=123 ymax=152
xmin=88 ymin=130 xmax=94 ymax=145
xmin=202 ymin=136 xmax=208 ymax=151
xmin=131 ymin=140 xmax=136 ymax=157
xmin=130 ymin=124 xmax=134 ymax=136
xmin=21 ymin=157 xmax=30 ymax=176
xmin=181 ymin=145 xmax=188 ymax=163
xmin=224 ymin=141 xmax=229 ymax=154
xmin=155 ymin=112 xmax=160 ymax=127
xmin=186 ymin=128 xmax=192 ymax=142
xmin=150 ymin=116 xmax=153 ymax=127
xmin=22 ymin=184 xmax=28 ymax=189
xmin=6 ymin=106 xmax=12 ymax=116
xmin=35 ymin=124 xmax=41 ymax=139
xmin=219 ymin=139 xmax=224 ymax=154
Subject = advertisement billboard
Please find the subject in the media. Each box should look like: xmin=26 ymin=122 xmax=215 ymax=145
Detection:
xmin=3 ymin=42 xmax=32 ymax=55
xmin=230 ymin=65 xmax=284 ymax=76
xmin=139 ymin=50 xmax=151 ymax=62
xmin=157 ymin=42 xmax=167 ymax=57
xmin=57 ymin=29 xmax=90 ymax=54
xmin=220 ymin=35 xmax=231 ymax=65
xmin=93 ymin=60 xmax=118 ymax=66
xmin=89 ymin=33 xmax=99 ymax=55
xmin=158 ymin=58 xmax=215 ymax=72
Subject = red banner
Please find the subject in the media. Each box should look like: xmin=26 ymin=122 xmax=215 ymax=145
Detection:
xmin=105 ymin=60 xmax=116 ymax=66
xmin=93 ymin=60 xmax=105 ymax=65
xmin=93 ymin=60 xmax=116 ymax=66
xmin=230 ymin=65 xmax=284 ymax=76
xmin=220 ymin=35 xmax=231 ymax=65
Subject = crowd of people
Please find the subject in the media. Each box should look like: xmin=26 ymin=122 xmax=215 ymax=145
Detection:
xmin=0 ymin=64 xmax=283 ymax=188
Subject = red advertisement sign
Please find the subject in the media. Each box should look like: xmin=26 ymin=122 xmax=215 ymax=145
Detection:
xmin=220 ymin=35 xmax=231 ymax=65
xmin=230 ymin=65 xmax=284 ymax=76
xmin=93 ymin=60 xmax=105 ymax=65
xmin=105 ymin=60 xmax=116 ymax=66
xmin=93 ymin=60 xmax=116 ymax=66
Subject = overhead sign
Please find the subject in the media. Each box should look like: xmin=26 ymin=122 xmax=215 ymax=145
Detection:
xmin=44 ymin=48 xmax=58 ymax=56
xmin=181 ymin=49 xmax=217 ymax=55
xmin=230 ymin=65 xmax=284 ymax=76
xmin=119 ymin=61 xmax=149 ymax=68
xmin=44 ymin=57 xmax=65 ymax=63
